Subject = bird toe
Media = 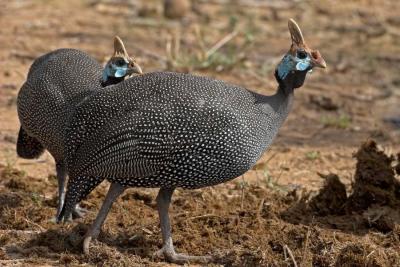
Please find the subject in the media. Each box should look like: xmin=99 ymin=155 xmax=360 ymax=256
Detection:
xmin=72 ymin=204 xmax=88 ymax=219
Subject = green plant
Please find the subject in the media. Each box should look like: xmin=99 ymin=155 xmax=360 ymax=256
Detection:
xmin=321 ymin=114 xmax=351 ymax=129
xmin=31 ymin=192 xmax=43 ymax=206
xmin=305 ymin=151 xmax=320 ymax=160
xmin=260 ymin=167 xmax=290 ymax=193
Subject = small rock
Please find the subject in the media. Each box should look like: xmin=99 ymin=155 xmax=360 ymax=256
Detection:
xmin=383 ymin=116 xmax=400 ymax=129
xmin=4 ymin=134 xmax=17 ymax=144
xmin=0 ymin=84 xmax=16 ymax=90
xmin=309 ymin=95 xmax=339 ymax=111
xmin=163 ymin=0 xmax=190 ymax=19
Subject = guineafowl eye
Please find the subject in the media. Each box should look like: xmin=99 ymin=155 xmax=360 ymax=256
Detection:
xmin=297 ymin=50 xmax=307 ymax=59
xmin=115 ymin=59 xmax=126 ymax=66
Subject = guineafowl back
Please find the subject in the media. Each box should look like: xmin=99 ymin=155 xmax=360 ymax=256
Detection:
xmin=66 ymin=72 xmax=288 ymax=189
xmin=17 ymin=49 xmax=103 ymax=160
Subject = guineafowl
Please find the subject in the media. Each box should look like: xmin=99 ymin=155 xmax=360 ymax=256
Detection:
xmin=17 ymin=36 xmax=142 ymax=218
xmin=58 ymin=19 xmax=326 ymax=263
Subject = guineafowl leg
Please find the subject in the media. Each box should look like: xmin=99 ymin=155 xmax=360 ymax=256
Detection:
xmin=83 ymin=182 xmax=125 ymax=254
xmin=55 ymin=162 xmax=67 ymax=218
xmin=55 ymin=162 xmax=87 ymax=219
xmin=154 ymin=188 xmax=213 ymax=264
xmin=58 ymin=175 xmax=104 ymax=223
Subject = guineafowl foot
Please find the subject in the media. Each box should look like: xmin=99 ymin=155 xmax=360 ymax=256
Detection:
xmin=154 ymin=244 xmax=213 ymax=264
xmin=83 ymin=235 xmax=93 ymax=255
xmin=82 ymin=183 xmax=125 ymax=255
xmin=72 ymin=204 xmax=88 ymax=219
xmin=53 ymin=204 xmax=87 ymax=222
xmin=155 ymin=188 xmax=214 ymax=264
xmin=55 ymin=162 xmax=88 ymax=221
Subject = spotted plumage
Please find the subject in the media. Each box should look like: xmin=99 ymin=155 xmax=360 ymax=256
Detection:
xmin=65 ymin=72 xmax=282 ymax=190
xmin=16 ymin=127 xmax=45 ymax=159
xmin=17 ymin=38 xmax=142 ymax=218
xmin=17 ymin=49 xmax=103 ymax=162
xmin=58 ymin=19 xmax=326 ymax=264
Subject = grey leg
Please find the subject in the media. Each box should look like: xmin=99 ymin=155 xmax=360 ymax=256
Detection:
xmin=55 ymin=162 xmax=67 ymax=218
xmin=83 ymin=182 xmax=125 ymax=254
xmin=154 ymin=188 xmax=213 ymax=264
xmin=55 ymin=162 xmax=87 ymax=220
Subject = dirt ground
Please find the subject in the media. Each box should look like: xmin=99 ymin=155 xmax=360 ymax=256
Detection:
xmin=0 ymin=0 xmax=399 ymax=266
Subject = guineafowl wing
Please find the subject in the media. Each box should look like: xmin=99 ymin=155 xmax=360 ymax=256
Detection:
xmin=68 ymin=108 xmax=172 ymax=183
xmin=16 ymin=126 xmax=45 ymax=159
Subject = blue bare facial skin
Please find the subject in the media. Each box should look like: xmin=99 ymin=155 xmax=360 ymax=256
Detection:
xmin=102 ymin=59 xmax=129 ymax=82
xmin=295 ymin=50 xmax=311 ymax=71
xmin=277 ymin=50 xmax=312 ymax=80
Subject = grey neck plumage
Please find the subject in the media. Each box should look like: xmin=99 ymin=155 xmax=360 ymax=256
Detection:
xmin=254 ymin=65 xmax=310 ymax=130
xmin=254 ymin=72 xmax=295 ymax=128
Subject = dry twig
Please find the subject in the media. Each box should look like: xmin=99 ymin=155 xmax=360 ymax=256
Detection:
xmin=257 ymin=198 xmax=265 ymax=218
xmin=0 ymin=229 xmax=42 ymax=235
xmin=22 ymin=217 xmax=45 ymax=232
xmin=189 ymin=214 xmax=220 ymax=221
xmin=301 ymin=226 xmax=312 ymax=265
xmin=284 ymin=244 xmax=298 ymax=267
xmin=206 ymin=31 xmax=238 ymax=58
xmin=198 ymin=0 xmax=295 ymax=9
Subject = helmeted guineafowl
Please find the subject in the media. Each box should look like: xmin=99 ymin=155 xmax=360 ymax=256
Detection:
xmin=58 ymin=19 xmax=326 ymax=264
xmin=17 ymin=36 xmax=142 ymax=218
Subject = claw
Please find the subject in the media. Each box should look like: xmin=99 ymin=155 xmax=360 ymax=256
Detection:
xmin=72 ymin=204 xmax=88 ymax=219
xmin=56 ymin=204 xmax=83 ymax=223
xmin=83 ymin=235 xmax=93 ymax=255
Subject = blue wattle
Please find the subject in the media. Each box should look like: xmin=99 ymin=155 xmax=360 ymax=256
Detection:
xmin=114 ymin=67 xmax=127 ymax=78
xmin=296 ymin=61 xmax=309 ymax=71
xmin=102 ymin=63 xmax=128 ymax=82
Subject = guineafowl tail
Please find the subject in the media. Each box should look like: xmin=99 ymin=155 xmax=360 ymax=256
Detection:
xmin=16 ymin=126 xmax=45 ymax=159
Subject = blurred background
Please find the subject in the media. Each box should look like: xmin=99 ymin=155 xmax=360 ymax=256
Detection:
xmin=0 ymin=0 xmax=399 ymax=266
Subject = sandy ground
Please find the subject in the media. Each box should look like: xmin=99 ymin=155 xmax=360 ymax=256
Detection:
xmin=0 ymin=0 xmax=399 ymax=266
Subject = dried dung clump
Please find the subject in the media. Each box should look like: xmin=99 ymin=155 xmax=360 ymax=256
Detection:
xmin=308 ymin=173 xmax=347 ymax=215
xmin=345 ymin=139 xmax=400 ymax=212
xmin=303 ymin=140 xmax=400 ymax=233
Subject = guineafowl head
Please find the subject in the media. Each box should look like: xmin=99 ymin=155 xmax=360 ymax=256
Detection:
xmin=275 ymin=19 xmax=326 ymax=90
xmin=102 ymin=36 xmax=143 ymax=84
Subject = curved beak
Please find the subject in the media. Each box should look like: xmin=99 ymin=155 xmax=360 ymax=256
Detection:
xmin=127 ymin=61 xmax=143 ymax=75
xmin=310 ymin=50 xmax=327 ymax=69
